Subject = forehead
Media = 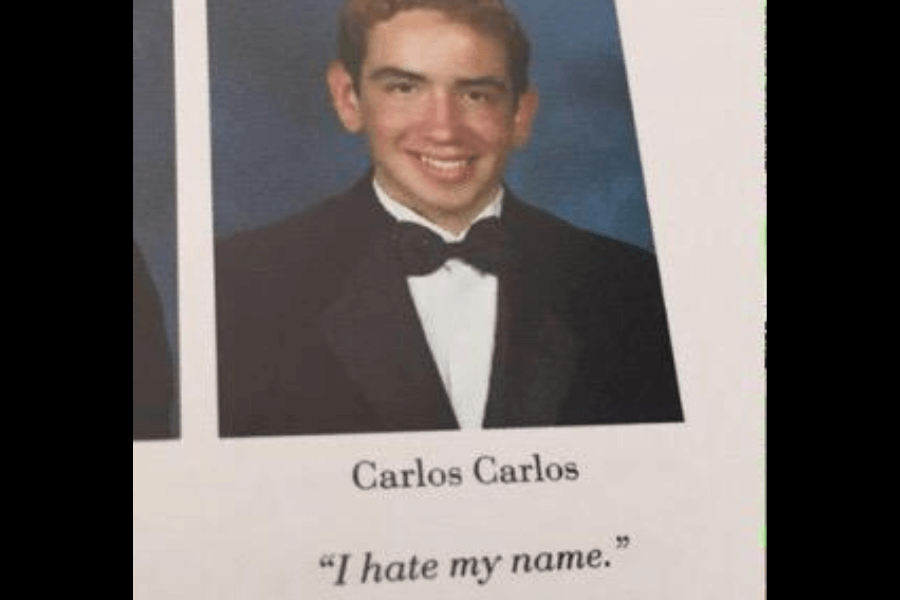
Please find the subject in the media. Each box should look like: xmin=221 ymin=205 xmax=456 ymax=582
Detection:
xmin=363 ymin=9 xmax=509 ymax=78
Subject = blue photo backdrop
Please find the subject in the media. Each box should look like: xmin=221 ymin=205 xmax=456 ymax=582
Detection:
xmin=208 ymin=0 xmax=655 ymax=251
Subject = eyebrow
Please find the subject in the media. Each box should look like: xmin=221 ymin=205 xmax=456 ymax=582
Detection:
xmin=368 ymin=67 xmax=427 ymax=83
xmin=457 ymin=77 xmax=509 ymax=92
xmin=367 ymin=68 xmax=509 ymax=92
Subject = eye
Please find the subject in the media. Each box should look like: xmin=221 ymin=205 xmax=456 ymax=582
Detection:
xmin=463 ymin=89 xmax=498 ymax=104
xmin=386 ymin=81 xmax=418 ymax=94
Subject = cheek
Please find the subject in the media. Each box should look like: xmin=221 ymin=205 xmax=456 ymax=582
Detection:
xmin=466 ymin=110 xmax=516 ymax=147
xmin=364 ymin=108 xmax=416 ymax=146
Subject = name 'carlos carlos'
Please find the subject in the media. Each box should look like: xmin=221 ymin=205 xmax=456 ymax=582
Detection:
xmin=353 ymin=454 xmax=581 ymax=491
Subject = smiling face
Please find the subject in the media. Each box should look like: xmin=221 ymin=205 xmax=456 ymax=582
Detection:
xmin=328 ymin=9 xmax=538 ymax=234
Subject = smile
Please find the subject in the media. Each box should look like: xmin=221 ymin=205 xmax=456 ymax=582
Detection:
xmin=419 ymin=155 xmax=472 ymax=170
xmin=414 ymin=154 xmax=476 ymax=180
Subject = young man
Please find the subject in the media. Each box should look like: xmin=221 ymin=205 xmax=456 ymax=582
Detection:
xmin=133 ymin=241 xmax=174 ymax=440
xmin=216 ymin=0 xmax=683 ymax=437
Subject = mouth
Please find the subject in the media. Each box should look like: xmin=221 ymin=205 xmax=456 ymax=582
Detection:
xmin=412 ymin=153 xmax=476 ymax=181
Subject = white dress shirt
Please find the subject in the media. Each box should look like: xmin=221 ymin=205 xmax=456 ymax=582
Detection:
xmin=373 ymin=180 xmax=502 ymax=430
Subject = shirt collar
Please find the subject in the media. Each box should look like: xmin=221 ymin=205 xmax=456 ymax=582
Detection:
xmin=373 ymin=178 xmax=504 ymax=243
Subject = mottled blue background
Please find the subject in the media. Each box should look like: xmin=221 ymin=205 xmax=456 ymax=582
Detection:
xmin=133 ymin=0 xmax=178 ymax=388
xmin=208 ymin=0 xmax=654 ymax=251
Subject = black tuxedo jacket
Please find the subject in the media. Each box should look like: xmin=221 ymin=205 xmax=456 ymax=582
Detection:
xmin=216 ymin=176 xmax=683 ymax=437
xmin=133 ymin=241 xmax=174 ymax=440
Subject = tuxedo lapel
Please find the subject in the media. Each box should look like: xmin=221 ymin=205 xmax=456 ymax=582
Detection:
xmin=483 ymin=198 xmax=583 ymax=428
xmin=317 ymin=192 xmax=459 ymax=432
xmin=317 ymin=184 xmax=581 ymax=432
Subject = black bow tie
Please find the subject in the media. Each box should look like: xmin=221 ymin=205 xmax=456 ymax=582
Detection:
xmin=394 ymin=218 xmax=505 ymax=276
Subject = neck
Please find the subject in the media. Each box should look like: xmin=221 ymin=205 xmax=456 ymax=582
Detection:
xmin=422 ymin=207 xmax=487 ymax=238
xmin=372 ymin=177 xmax=504 ymax=239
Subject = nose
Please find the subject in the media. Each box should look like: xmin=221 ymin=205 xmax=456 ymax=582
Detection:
xmin=423 ymin=90 xmax=463 ymax=142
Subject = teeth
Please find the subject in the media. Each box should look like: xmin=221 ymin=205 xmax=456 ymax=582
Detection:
xmin=420 ymin=155 xmax=470 ymax=171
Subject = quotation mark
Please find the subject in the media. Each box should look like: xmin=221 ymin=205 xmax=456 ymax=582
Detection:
xmin=321 ymin=554 xmax=337 ymax=569
xmin=616 ymin=536 xmax=632 ymax=550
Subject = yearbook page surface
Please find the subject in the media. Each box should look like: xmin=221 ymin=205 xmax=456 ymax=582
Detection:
xmin=133 ymin=0 xmax=767 ymax=597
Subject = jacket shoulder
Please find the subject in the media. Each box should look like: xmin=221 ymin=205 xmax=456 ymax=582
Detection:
xmin=216 ymin=178 xmax=394 ymax=322
xmin=505 ymin=196 xmax=661 ymax=287
xmin=218 ymin=189 xmax=361 ymax=262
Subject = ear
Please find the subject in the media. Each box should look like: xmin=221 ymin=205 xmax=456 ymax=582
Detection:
xmin=512 ymin=87 xmax=540 ymax=149
xmin=327 ymin=61 xmax=365 ymax=134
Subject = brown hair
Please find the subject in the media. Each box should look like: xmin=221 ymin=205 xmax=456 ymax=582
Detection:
xmin=338 ymin=0 xmax=531 ymax=100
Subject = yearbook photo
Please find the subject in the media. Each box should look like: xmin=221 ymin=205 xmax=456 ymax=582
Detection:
xmin=209 ymin=0 xmax=684 ymax=438
xmin=134 ymin=0 xmax=179 ymax=440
